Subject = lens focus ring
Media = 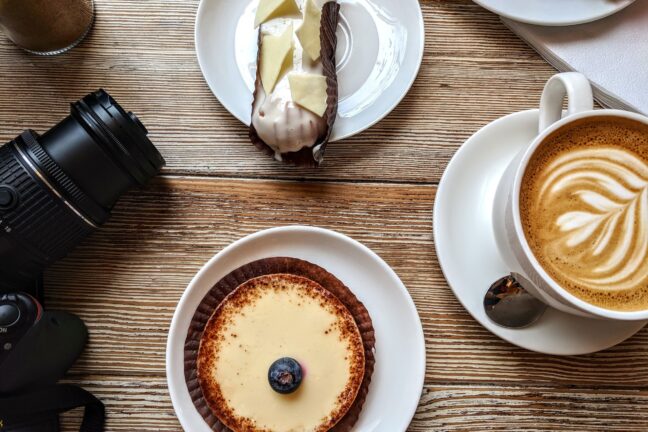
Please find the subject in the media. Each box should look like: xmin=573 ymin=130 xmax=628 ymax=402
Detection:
xmin=19 ymin=132 xmax=107 ymax=225
xmin=0 ymin=139 xmax=96 ymax=278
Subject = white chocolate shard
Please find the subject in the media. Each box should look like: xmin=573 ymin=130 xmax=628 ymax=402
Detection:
xmin=260 ymin=24 xmax=294 ymax=94
xmin=296 ymin=0 xmax=322 ymax=61
xmin=288 ymin=72 xmax=328 ymax=117
xmin=254 ymin=0 xmax=300 ymax=27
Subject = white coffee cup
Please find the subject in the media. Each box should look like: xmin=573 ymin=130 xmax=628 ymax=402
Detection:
xmin=493 ymin=72 xmax=648 ymax=321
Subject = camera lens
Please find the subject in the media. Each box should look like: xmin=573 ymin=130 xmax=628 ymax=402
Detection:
xmin=0 ymin=90 xmax=165 ymax=292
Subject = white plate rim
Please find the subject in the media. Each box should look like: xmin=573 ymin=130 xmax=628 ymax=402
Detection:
xmin=472 ymin=0 xmax=636 ymax=26
xmin=433 ymin=111 xmax=532 ymax=351
xmin=193 ymin=0 xmax=426 ymax=142
xmin=166 ymin=225 xmax=426 ymax=431
xmin=334 ymin=0 xmax=426 ymax=142
xmin=433 ymin=109 xmax=647 ymax=356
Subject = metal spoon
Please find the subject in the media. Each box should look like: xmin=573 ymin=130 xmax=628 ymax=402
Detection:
xmin=484 ymin=273 xmax=547 ymax=329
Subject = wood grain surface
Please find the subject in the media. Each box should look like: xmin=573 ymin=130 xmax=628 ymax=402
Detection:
xmin=1 ymin=0 xmax=646 ymax=431
xmin=58 ymin=376 xmax=648 ymax=431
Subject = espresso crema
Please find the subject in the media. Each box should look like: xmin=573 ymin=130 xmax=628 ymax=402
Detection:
xmin=521 ymin=117 xmax=648 ymax=311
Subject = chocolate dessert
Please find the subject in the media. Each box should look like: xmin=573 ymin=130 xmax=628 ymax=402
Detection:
xmin=250 ymin=0 xmax=340 ymax=167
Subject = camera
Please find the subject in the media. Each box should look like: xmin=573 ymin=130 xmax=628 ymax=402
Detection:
xmin=0 ymin=91 xmax=164 ymax=430
xmin=0 ymin=292 xmax=86 ymax=394
xmin=0 ymin=89 xmax=165 ymax=295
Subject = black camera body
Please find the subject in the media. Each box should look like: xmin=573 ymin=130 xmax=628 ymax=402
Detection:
xmin=0 ymin=90 xmax=164 ymax=401
xmin=0 ymin=292 xmax=102 ymax=432
xmin=0 ymin=292 xmax=87 ymax=395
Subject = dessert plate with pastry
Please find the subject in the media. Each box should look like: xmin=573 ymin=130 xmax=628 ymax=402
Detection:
xmin=195 ymin=0 xmax=424 ymax=166
xmin=166 ymin=226 xmax=425 ymax=431
xmin=473 ymin=0 xmax=635 ymax=26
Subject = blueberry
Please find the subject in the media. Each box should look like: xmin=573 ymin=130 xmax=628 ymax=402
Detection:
xmin=268 ymin=357 xmax=302 ymax=394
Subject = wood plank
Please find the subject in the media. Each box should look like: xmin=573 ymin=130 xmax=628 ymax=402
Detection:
xmin=4 ymin=1 xmax=645 ymax=431
xmin=45 ymin=177 xmax=648 ymax=389
xmin=0 ymin=0 xmax=555 ymax=183
xmin=58 ymin=375 xmax=648 ymax=431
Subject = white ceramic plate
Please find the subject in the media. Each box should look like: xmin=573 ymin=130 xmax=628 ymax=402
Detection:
xmin=433 ymin=110 xmax=646 ymax=356
xmin=195 ymin=0 xmax=424 ymax=141
xmin=473 ymin=0 xmax=635 ymax=26
xmin=167 ymin=226 xmax=425 ymax=431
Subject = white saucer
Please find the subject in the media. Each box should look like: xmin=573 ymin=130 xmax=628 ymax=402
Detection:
xmin=167 ymin=226 xmax=425 ymax=431
xmin=195 ymin=0 xmax=424 ymax=141
xmin=473 ymin=0 xmax=635 ymax=26
xmin=433 ymin=110 xmax=647 ymax=356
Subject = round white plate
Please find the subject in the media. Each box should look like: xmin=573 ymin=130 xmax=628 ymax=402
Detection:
xmin=473 ymin=0 xmax=635 ymax=26
xmin=195 ymin=0 xmax=424 ymax=141
xmin=433 ymin=110 xmax=647 ymax=356
xmin=167 ymin=226 xmax=425 ymax=431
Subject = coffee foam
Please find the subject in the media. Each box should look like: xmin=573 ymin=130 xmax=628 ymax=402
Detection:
xmin=520 ymin=117 xmax=648 ymax=311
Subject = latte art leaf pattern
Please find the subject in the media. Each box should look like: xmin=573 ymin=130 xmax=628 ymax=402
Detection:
xmin=538 ymin=148 xmax=648 ymax=292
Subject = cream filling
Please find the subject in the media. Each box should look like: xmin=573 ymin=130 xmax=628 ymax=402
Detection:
xmin=210 ymin=286 xmax=354 ymax=431
xmin=251 ymin=10 xmax=327 ymax=158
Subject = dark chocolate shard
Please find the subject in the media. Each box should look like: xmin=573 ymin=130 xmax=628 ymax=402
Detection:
xmin=184 ymin=257 xmax=375 ymax=432
xmin=250 ymin=1 xmax=341 ymax=167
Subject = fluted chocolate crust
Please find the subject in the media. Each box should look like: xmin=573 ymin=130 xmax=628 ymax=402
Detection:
xmin=250 ymin=2 xmax=340 ymax=167
xmin=184 ymin=257 xmax=376 ymax=432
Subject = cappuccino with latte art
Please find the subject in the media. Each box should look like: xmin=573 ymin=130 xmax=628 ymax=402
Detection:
xmin=520 ymin=117 xmax=648 ymax=311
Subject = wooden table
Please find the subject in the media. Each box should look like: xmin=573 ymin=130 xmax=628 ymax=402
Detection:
xmin=2 ymin=1 xmax=647 ymax=430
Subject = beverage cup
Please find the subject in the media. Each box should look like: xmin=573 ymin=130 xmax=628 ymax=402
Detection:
xmin=493 ymin=72 xmax=648 ymax=321
xmin=0 ymin=0 xmax=94 ymax=55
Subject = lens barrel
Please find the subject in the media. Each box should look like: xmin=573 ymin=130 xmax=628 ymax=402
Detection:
xmin=0 ymin=90 xmax=165 ymax=292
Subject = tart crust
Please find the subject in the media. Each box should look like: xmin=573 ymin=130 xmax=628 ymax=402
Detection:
xmin=184 ymin=257 xmax=376 ymax=432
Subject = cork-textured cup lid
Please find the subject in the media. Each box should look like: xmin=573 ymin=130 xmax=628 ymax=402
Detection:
xmin=184 ymin=257 xmax=376 ymax=431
